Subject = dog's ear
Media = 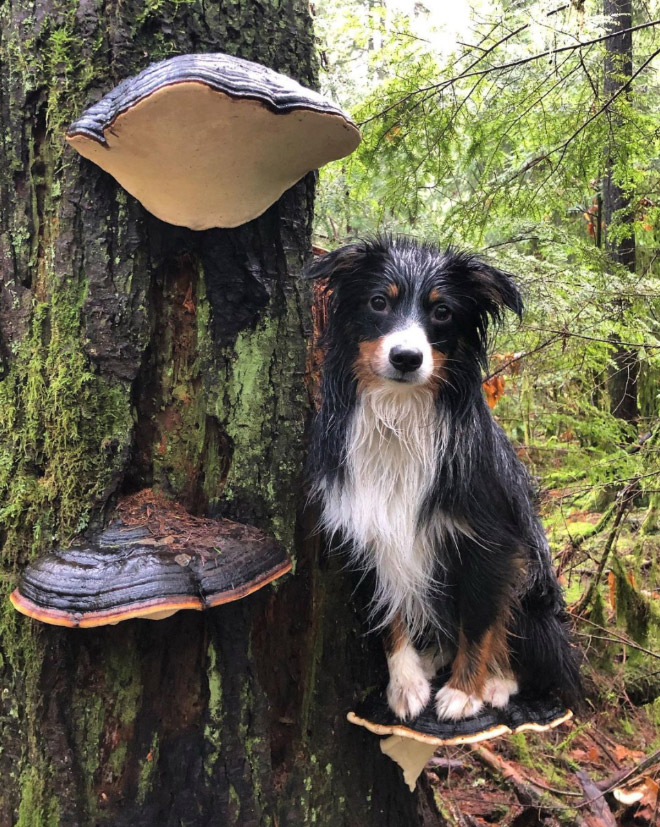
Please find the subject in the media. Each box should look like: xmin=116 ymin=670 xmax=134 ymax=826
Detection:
xmin=304 ymin=242 xmax=377 ymax=288
xmin=468 ymin=260 xmax=523 ymax=320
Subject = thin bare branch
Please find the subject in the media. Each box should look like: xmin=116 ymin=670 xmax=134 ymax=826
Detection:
xmin=359 ymin=19 xmax=660 ymax=127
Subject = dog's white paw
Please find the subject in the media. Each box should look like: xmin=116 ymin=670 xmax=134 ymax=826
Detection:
xmin=483 ymin=676 xmax=519 ymax=709
xmin=435 ymin=686 xmax=484 ymax=720
xmin=386 ymin=652 xmax=431 ymax=720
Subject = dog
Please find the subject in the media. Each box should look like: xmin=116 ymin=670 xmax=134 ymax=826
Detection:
xmin=307 ymin=236 xmax=580 ymax=721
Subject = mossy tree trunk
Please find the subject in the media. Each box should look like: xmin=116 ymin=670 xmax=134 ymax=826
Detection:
xmin=0 ymin=2 xmax=424 ymax=825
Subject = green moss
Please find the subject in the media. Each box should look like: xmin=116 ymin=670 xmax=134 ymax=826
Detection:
xmin=645 ymin=698 xmax=660 ymax=734
xmin=70 ymin=692 xmax=104 ymax=813
xmin=204 ymin=641 xmax=224 ymax=777
xmin=619 ymin=715 xmax=635 ymax=737
xmin=16 ymin=767 xmax=60 ymax=827
xmin=508 ymin=732 xmax=533 ymax=767
xmin=137 ymin=733 xmax=160 ymax=806
xmin=236 ymin=677 xmax=269 ymax=820
xmin=563 ymin=579 xmax=584 ymax=605
xmin=228 ymin=784 xmax=241 ymax=824
xmin=0 ymin=284 xmax=133 ymax=558
xmin=104 ymin=636 xmax=142 ymax=729
xmin=213 ymin=292 xmax=307 ymax=549
xmin=564 ymin=521 xmax=599 ymax=539
xmin=551 ymin=721 xmax=586 ymax=758
xmin=217 ymin=317 xmax=279 ymax=499
xmin=108 ymin=742 xmax=128 ymax=779
xmin=207 ymin=643 xmax=223 ymax=717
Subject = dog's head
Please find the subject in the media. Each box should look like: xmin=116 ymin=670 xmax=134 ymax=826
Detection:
xmin=307 ymin=236 xmax=522 ymax=396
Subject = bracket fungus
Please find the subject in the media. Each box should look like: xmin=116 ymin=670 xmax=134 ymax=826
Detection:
xmin=66 ymin=53 xmax=361 ymax=229
xmin=348 ymin=674 xmax=572 ymax=790
xmin=10 ymin=490 xmax=290 ymax=628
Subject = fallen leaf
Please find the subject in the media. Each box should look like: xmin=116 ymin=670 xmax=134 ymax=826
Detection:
xmin=483 ymin=376 xmax=505 ymax=409
xmin=614 ymin=744 xmax=646 ymax=763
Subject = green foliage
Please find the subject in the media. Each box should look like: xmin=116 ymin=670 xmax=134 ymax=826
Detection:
xmin=314 ymin=0 xmax=660 ymax=501
xmin=314 ymin=0 xmax=660 ymax=705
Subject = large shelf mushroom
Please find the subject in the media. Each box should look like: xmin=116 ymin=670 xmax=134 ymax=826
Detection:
xmin=348 ymin=675 xmax=573 ymax=790
xmin=66 ymin=53 xmax=361 ymax=229
xmin=10 ymin=490 xmax=290 ymax=628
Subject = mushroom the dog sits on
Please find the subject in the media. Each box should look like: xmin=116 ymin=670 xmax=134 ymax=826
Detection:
xmin=307 ymin=237 xmax=580 ymax=722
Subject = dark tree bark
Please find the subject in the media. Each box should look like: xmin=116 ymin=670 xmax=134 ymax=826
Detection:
xmin=0 ymin=2 xmax=424 ymax=824
xmin=603 ymin=0 xmax=639 ymax=425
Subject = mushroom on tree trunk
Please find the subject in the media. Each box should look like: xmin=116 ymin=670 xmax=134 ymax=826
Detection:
xmin=66 ymin=53 xmax=360 ymax=229
xmin=10 ymin=490 xmax=291 ymax=627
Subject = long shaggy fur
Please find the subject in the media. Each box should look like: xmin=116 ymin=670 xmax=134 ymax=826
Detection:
xmin=307 ymin=236 xmax=581 ymax=711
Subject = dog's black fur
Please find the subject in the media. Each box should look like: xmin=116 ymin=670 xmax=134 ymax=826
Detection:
xmin=307 ymin=236 xmax=580 ymax=718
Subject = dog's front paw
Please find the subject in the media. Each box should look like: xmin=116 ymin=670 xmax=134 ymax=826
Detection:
xmin=483 ymin=675 xmax=518 ymax=709
xmin=386 ymin=670 xmax=431 ymax=721
xmin=435 ymin=686 xmax=484 ymax=720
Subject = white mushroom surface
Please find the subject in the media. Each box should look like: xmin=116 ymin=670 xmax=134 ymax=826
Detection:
xmin=67 ymin=54 xmax=361 ymax=229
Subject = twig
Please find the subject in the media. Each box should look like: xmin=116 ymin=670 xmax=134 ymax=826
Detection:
xmin=586 ymin=728 xmax=621 ymax=770
xmin=359 ymin=19 xmax=660 ymax=126
xmin=544 ymin=46 xmax=660 ymax=166
xmin=578 ymin=616 xmax=660 ymax=661
xmin=571 ymin=480 xmax=638 ymax=617
xmin=472 ymin=744 xmax=589 ymax=825
xmin=595 ymin=747 xmax=660 ymax=793
xmin=524 ymin=326 xmax=660 ymax=349
xmin=427 ymin=757 xmax=465 ymax=771
xmin=524 ymin=777 xmax=583 ymax=798
xmin=569 ymin=503 xmax=616 ymax=551
xmin=485 ymin=335 xmax=562 ymax=379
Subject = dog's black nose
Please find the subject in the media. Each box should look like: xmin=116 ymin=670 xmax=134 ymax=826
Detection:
xmin=389 ymin=346 xmax=423 ymax=373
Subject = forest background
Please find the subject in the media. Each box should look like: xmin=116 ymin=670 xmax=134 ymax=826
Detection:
xmin=313 ymin=0 xmax=660 ymax=823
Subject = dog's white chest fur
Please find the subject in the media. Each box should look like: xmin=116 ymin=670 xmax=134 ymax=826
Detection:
xmin=320 ymin=385 xmax=445 ymax=636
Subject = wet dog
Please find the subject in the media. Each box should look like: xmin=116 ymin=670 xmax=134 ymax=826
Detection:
xmin=307 ymin=237 xmax=580 ymax=721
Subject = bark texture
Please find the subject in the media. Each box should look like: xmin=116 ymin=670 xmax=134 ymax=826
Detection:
xmin=0 ymin=2 xmax=422 ymax=824
xmin=603 ymin=0 xmax=639 ymax=425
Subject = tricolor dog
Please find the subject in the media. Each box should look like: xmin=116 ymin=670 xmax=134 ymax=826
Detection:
xmin=307 ymin=237 xmax=580 ymax=721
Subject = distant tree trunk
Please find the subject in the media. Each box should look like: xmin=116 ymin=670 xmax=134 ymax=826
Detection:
xmin=0 ymin=2 xmax=423 ymax=824
xmin=603 ymin=0 xmax=639 ymax=425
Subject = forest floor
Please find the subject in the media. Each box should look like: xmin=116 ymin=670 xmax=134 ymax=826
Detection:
xmin=422 ymin=484 xmax=660 ymax=826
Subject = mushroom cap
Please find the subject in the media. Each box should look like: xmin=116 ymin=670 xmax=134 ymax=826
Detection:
xmin=348 ymin=675 xmax=572 ymax=747
xmin=10 ymin=490 xmax=291 ymax=628
xmin=66 ymin=53 xmax=361 ymax=229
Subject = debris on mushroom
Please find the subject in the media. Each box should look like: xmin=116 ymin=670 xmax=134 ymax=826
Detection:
xmin=10 ymin=489 xmax=291 ymax=628
xmin=66 ymin=53 xmax=361 ymax=230
xmin=348 ymin=678 xmax=573 ymax=790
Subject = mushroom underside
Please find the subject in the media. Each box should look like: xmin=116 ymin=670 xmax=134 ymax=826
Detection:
xmin=67 ymin=54 xmax=361 ymax=229
xmin=348 ymin=675 xmax=572 ymax=789
xmin=10 ymin=490 xmax=291 ymax=628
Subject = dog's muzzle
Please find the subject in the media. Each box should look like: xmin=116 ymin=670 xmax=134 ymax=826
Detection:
xmin=389 ymin=346 xmax=424 ymax=374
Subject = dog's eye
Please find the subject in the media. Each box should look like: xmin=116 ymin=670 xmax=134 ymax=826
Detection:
xmin=432 ymin=304 xmax=452 ymax=323
xmin=370 ymin=295 xmax=389 ymax=313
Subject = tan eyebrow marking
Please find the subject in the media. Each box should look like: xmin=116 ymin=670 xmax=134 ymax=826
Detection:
xmin=429 ymin=287 xmax=442 ymax=303
xmin=386 ymin=283 xmax=399 ymax=299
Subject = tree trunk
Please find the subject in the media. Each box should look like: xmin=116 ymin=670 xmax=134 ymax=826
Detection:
xmin=603 ymin=0 xmax=639 ymax=425
xmin=0 ymin=2 xmax=423 ymax=824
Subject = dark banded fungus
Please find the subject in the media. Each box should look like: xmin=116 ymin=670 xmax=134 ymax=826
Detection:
xmin=10 ymin=490 xmax=290 ymax=628
xmin=66 ymin=53 xmax=361 ymax=229
xmin=348 ymin=673 xmax=573 ymax=790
